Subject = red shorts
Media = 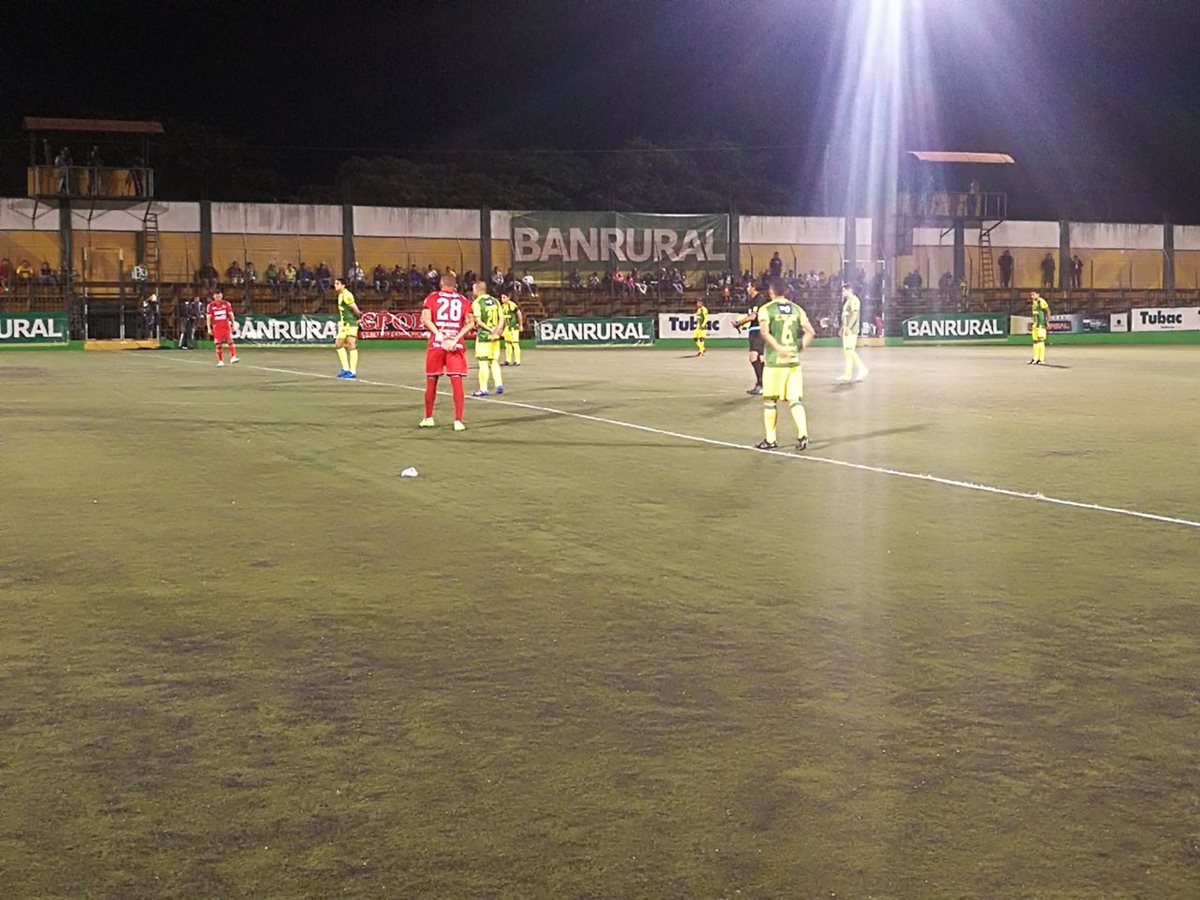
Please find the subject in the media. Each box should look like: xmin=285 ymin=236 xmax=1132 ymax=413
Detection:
xmin=212 ymin=326 xmax=232 ymax=343
xmin=425 ymin=345 xmax=467 ymax=376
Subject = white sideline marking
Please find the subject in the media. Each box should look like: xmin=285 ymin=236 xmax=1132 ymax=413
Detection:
xmin=153 ymin=356 xmax=1200 ymax=531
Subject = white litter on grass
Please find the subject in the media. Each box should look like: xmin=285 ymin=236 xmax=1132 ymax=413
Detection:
xmin=401 ymin=467 xmax=419 ymax=478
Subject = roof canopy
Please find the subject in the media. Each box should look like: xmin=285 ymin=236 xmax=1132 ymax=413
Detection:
xmin=907 ymin=151 xmax=1014 ymax=165
xmin=22 ymin=117 xmax=165 ymax=135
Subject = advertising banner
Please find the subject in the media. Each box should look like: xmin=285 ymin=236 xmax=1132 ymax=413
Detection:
xmin=1048 ymin=314 xmax=1085 ymax=334
xmin=358 ymin=310 xmax=428 ymax=340
xmin=1129 ymin=307 xmax=1200 ymax=332
xmin=535 ymin=317 xmax=654 ymax=346
xmin=511 ymin=211 xmax=729 ymax=285
xmin=658 ymin=311 xmax=745 ymax=339
xmin=1082 ymin=315 xmax=1112 ymax=333
xmin=0 ymin=312 xmax=69 ymax=344
xmin=902 ymin=313 xmax=1007 ymax=341
xmin=1109 ymin=312 xmax=1129 ymax=332
xmin=232 ymin=315 xmax=338 ymax=345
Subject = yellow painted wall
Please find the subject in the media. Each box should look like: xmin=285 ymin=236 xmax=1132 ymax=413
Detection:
xmin=212 ymin=235 xmax=342 ymax=273
xmin=353 ymin=237 xmax=479 ymax=276
xmin=1173 ymin=251 xmax=1200 ymax=289
xmin=158 ymin=232 xmax=200 ymax=281
xmin=0 ymin=231 xmax=60 ymax=269
xmin=742 ymin=244 xmax=842 ymax=277
xmin=1074 ymin=250 xmax=1162 ymax=289
xmin=76 ymin=231 xmax=137 ymax=281
xmin=491 ymin=240 xmax=511 ymax=273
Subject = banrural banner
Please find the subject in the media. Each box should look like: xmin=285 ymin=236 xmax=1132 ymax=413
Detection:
xmin=535 ymin=316 xmax=654 ymax=346
xmin=902 ymin=313 xmax=1007 ymax=341
xmin=232 ymin=315 xmax=338 ymax=345
xmin=511 ymin=211 xmax=729 ymax=285
xmin=1129 ymin=307 xmax=1200 ymax=332
xmin=1011 ymin=313 xmax=1086 ymax=335
xmin=0 ymin=312 xmax=69 ymax=344
xmin=658 ymin=312 xmax=745 ymax=339
xmin=358 ymin=310 xmax=427 ymax=340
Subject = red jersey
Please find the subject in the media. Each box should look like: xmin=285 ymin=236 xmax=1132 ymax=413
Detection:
xmin=422 ymin=290 xmax=470 ymax=350
xmin=207 ymin=299 xmax=234 ymax=326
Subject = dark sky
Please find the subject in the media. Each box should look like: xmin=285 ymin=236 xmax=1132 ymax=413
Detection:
xmin=9 ymin=0 xmax=1200 ymax=220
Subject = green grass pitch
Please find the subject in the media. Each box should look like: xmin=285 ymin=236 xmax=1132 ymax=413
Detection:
xmin=1 ymin=344 xmax=1198 ymax=896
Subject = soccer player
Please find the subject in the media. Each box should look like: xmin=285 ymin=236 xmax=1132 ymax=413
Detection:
xmin=837 ymin=282 xmax=868 ymax=383
xmin=693 ymin=297 xmax=709 ymax=356
xmin=205 ymin=290 xmax=238 ymax=367
xmin=734 ymin=282 xmax=765 ymax=394
xmin=1029 ymin=290 xmax=1049 ymax=365
xmin=333 ymin=277 xmax=363 ymax=379
xmin=420 ymin=273 xmax=474 ymax=430
xmin=756 ymin=277 xmax=814 ymax=450
xmin=470 ymin=281 xmax=505 ymax=396
xmin=500 ymin=290 xmax=523 ymax=366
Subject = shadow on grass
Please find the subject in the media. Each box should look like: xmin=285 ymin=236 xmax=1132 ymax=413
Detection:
xmin=811 ymin=422 xmax=931 ymax=449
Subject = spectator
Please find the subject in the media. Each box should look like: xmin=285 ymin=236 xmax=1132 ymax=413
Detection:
xmin=902 ymin=269 xmax=923 ymax=291
xmin=129 ymin=155 xmax=145 ymax=196
xmin=521 ymin=269 xmax=538 ymax=297
xmin=769 ymin=251 xmax=783 ymax=278
xmin=178 ymin=291 xmax=202 ymax=349
xmin=16 ymin=259 xmax=34 ymax=283
xmin=349 ymin=261 xmax=366 ymax=290
xmin=86 ymin=145 xmax=102 ymax=197
xmin=958 ymin=277 xmax=969 ymax=310
xmin=284 ymin=262 xmax=298 ymax=290
xmin=38 ymin=261 xmax=57 ymax=285
xmin=568 ymin=267 xmax=582 ymax=289
xmin=1071 ymin=254 xmax=1084 ymax=289
xmin=55 ymin=147 xmax=72 ymax=193
xmin=491 ymin=266 xmax=505 ymax=292
xmin=1040 ymin=252 xmax=1055 ymax=289
xmin=967 ymin=178 xmax=980 ymax=216
xmin=938 ymin=271 xmax=954 ymax=303
xmin=425 ymin=263 xmax=439 ymax=288
xmin=0 ymin=257 xmax=11 ymax=289
xmin=265 ymin=260 xmax=280 ymax=293
xmin=316 ymin=262 xmax=332 ymax=293
xmin=227 ymin=261 xmax=244 ymax=286
xmin=408 ymin=265 xmax=424 ymax=291
xmin=998 ymin=249 xmax=1013 ymax=288
xmin=586 ymin=272 xmax=600 ymax=291
xmin=298 ymin=261 xmax=314 ymax=290
xmin=244 ymin=261 xmax=259 ymax=287
xmin=390 ymin=263 xmax=405 ymax=292
xmin=140 ymin=292 xmax=160 ymax=339
xmin=373 ymin=263 xmax=389 ymax=293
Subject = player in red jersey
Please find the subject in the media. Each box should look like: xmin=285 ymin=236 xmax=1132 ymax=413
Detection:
xmin=419 ymin=273 xmax=475 ymax=431
xmin=206 ymin=290 xmax=238 ymax=366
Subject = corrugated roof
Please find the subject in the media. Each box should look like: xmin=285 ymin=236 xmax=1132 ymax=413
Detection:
xmin=22 ymin=117 xmax=165 ymax=135
xmin=907 ymin=151 xmax=1015 ymax=164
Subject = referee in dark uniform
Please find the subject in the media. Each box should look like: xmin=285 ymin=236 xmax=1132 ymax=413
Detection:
xmin=734 ymin=281 xmax=766 ymax=395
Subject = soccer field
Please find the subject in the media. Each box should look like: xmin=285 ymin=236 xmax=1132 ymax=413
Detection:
xmin=2 ymin=345 xmax=1198 ymax=896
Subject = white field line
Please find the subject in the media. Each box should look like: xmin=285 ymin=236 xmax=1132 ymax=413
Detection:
xmin=153 ymin=356 xmax=1200 ymax=531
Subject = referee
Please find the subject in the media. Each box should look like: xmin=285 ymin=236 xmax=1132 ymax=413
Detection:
xmin=734 ymin=281 xmax=766 ymax=394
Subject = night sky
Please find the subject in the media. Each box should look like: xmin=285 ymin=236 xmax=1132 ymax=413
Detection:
xmin=9 ymin=0 xmax=1200 ymax=220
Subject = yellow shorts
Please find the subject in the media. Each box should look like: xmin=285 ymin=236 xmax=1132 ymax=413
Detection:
xmin=503 ymin=328 xmax=519 ymax=344
xmin=762 ymin=365 xmax=804 ymax=401
xmin=694 ymin=330 xmax=706 ymax=340
xmin=1032 ymin=326 xmax=1047 ymax=342
xmin=475 ymin=338 xmax=501 ymax=361
xmin=338 ymin=323 xmax=359 ymax=340
xmin=842 ymin=333 xmax=859 ymax=351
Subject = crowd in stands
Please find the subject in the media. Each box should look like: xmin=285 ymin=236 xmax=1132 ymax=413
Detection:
xmin=0 ymin=258 xmax=74 ymax=292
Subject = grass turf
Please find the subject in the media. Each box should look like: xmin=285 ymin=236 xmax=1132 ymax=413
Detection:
xmin=1 ymin=345 xmax=1198 ymax=896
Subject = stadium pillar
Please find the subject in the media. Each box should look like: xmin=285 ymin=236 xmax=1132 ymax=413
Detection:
xmin=1163 ymin=221 xmax=1175 ymax=300
xmin=843 ymin=215 xmax=856 ymax=283
xmin=342 ymin=203 xmax=355 ymax=279
xmin=199 ymin=197 xmax=213 ymax=274
xmin=952 ymin=220 xmax=965 ymax=283
xmin=729 ymin=206 xmax=740 ymax=280
xmin=1059 ymin=219 xmax=1070 ymax=291
xmin=59 ymin=201 xmax=72 ymax=277
xmin=480 ymin=207 xmax=492 ymax=283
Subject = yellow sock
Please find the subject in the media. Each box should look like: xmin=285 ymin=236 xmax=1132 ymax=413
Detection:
xmin=512 ymin=342 xmax=521 ymax=364
xmin=506 ymin=342 xmax=515 ymax=364
xmin=697 ymin=338 xmax=706 ymax=355
xmin=851 ymin=350 xmax=864 ymax=375
xmin=348 ymin=348 xmax=358 ymax=374
xmin=1039 ymin=342 xmax=1046 ymax=363
xmin=790 ymin=401 xmax=808 ymax=438
xmin=492 ymin=356 xmax=502 ymax=388
xmin=336 ymin=346 xmax=349 ymax=371
xmin=478 ymin=360 xmax=490 ymax=392
xmin=763 ymin=404 xmax=778 ymax=443
xmin=842 ymin=349 xmax=853 ymax=380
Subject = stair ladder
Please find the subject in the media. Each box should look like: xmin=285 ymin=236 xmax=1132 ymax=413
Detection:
xmin=978 ymin=223 xmax=996 ymax=289
xmin=143 ymin=211 xmax=161 ymax=285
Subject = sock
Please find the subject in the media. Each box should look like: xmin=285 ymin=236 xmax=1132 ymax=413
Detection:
xmin=790 ymin=401 xmax=808 ymax=438
xmin=843 ymin=349 xmax=853 ymax=380
xmin=752 ymin=359 xmax=764 ymax=386
xmin=696 ymin=338 xmax=706 ymax=354
xmin=348 ymin=348 xmax=358 ymax=374
xmin=228 ymin=341 xmax=237 ymax=358
xmin=512 ymin=343 xmax=521 ymax=364
xmin=1039 ymin=342 xmax=1046 ymax=363
xmin=763 ymin=403 xmax=778 ymax=443
xmin=504 ymin=342 xmax=513 ymax=364
xmin=451 ymin=376 xmax=465 ymax=420
xmin=851 ymin=350 xmax=864 ymax=375
xmin=337 ymin=346 xmax=349 ymax=371
xmin=478 ymin=360 xmax=490 ymax=392
xmin=424 ymin=377 xmax=438 ymax=417
xmin=216 ymin=345 xmax=223 ymax=362
xmin=492 ymin=357 xmax=503 ymax=388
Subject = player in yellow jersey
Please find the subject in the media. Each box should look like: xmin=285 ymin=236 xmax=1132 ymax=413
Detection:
xmin=1029 ymin=290 xmax=1049 ymax=365
xmin=333 ymin=277 xmax=363 ymax=379
xmin=499 ymin=290 xmax=523 ymax=366
xmin=470 ymin=281 xmax=505 ymax=396
xmin=693 ymin=298 xmax=709 ymax=356
xmin=756 ymin=277 xmax=815 ymax=450
xmin=836 ymin=283 xmax=868 ymax=383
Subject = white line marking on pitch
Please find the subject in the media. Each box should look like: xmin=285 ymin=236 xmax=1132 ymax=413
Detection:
xmin=152 ymin=356 xmax=1200 ymax=531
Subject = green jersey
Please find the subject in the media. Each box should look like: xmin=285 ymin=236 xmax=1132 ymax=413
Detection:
xmin=1032 ymin=297 xmax=1049 ymax=328
xmin=337 ymin=289 xmax=358 ymax=325
xmin=472 ymin=294 xmax=503 ymax=339
xmin=502 ymin=299 xmax=520 ymax=330
xmin=757 ymin=298 xmax=811 ymax=367
xmin=695 ymin=305 xmax=709 ymax=330
xmin=841 ymin=293 xmax=861 ymax=332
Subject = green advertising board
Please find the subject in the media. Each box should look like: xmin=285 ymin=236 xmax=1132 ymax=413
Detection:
xmin=0 ymin=312 xmax=70 ymax=344
xmin=511 ymin=211 xmax=729 ymax=285
xmin=232 ymin=315 xmax=338 ymax=345
xmin=535 ymin=317 xmax=654 ymax=347
xmin=902 ymin=313 xmax=1008 ymax=341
